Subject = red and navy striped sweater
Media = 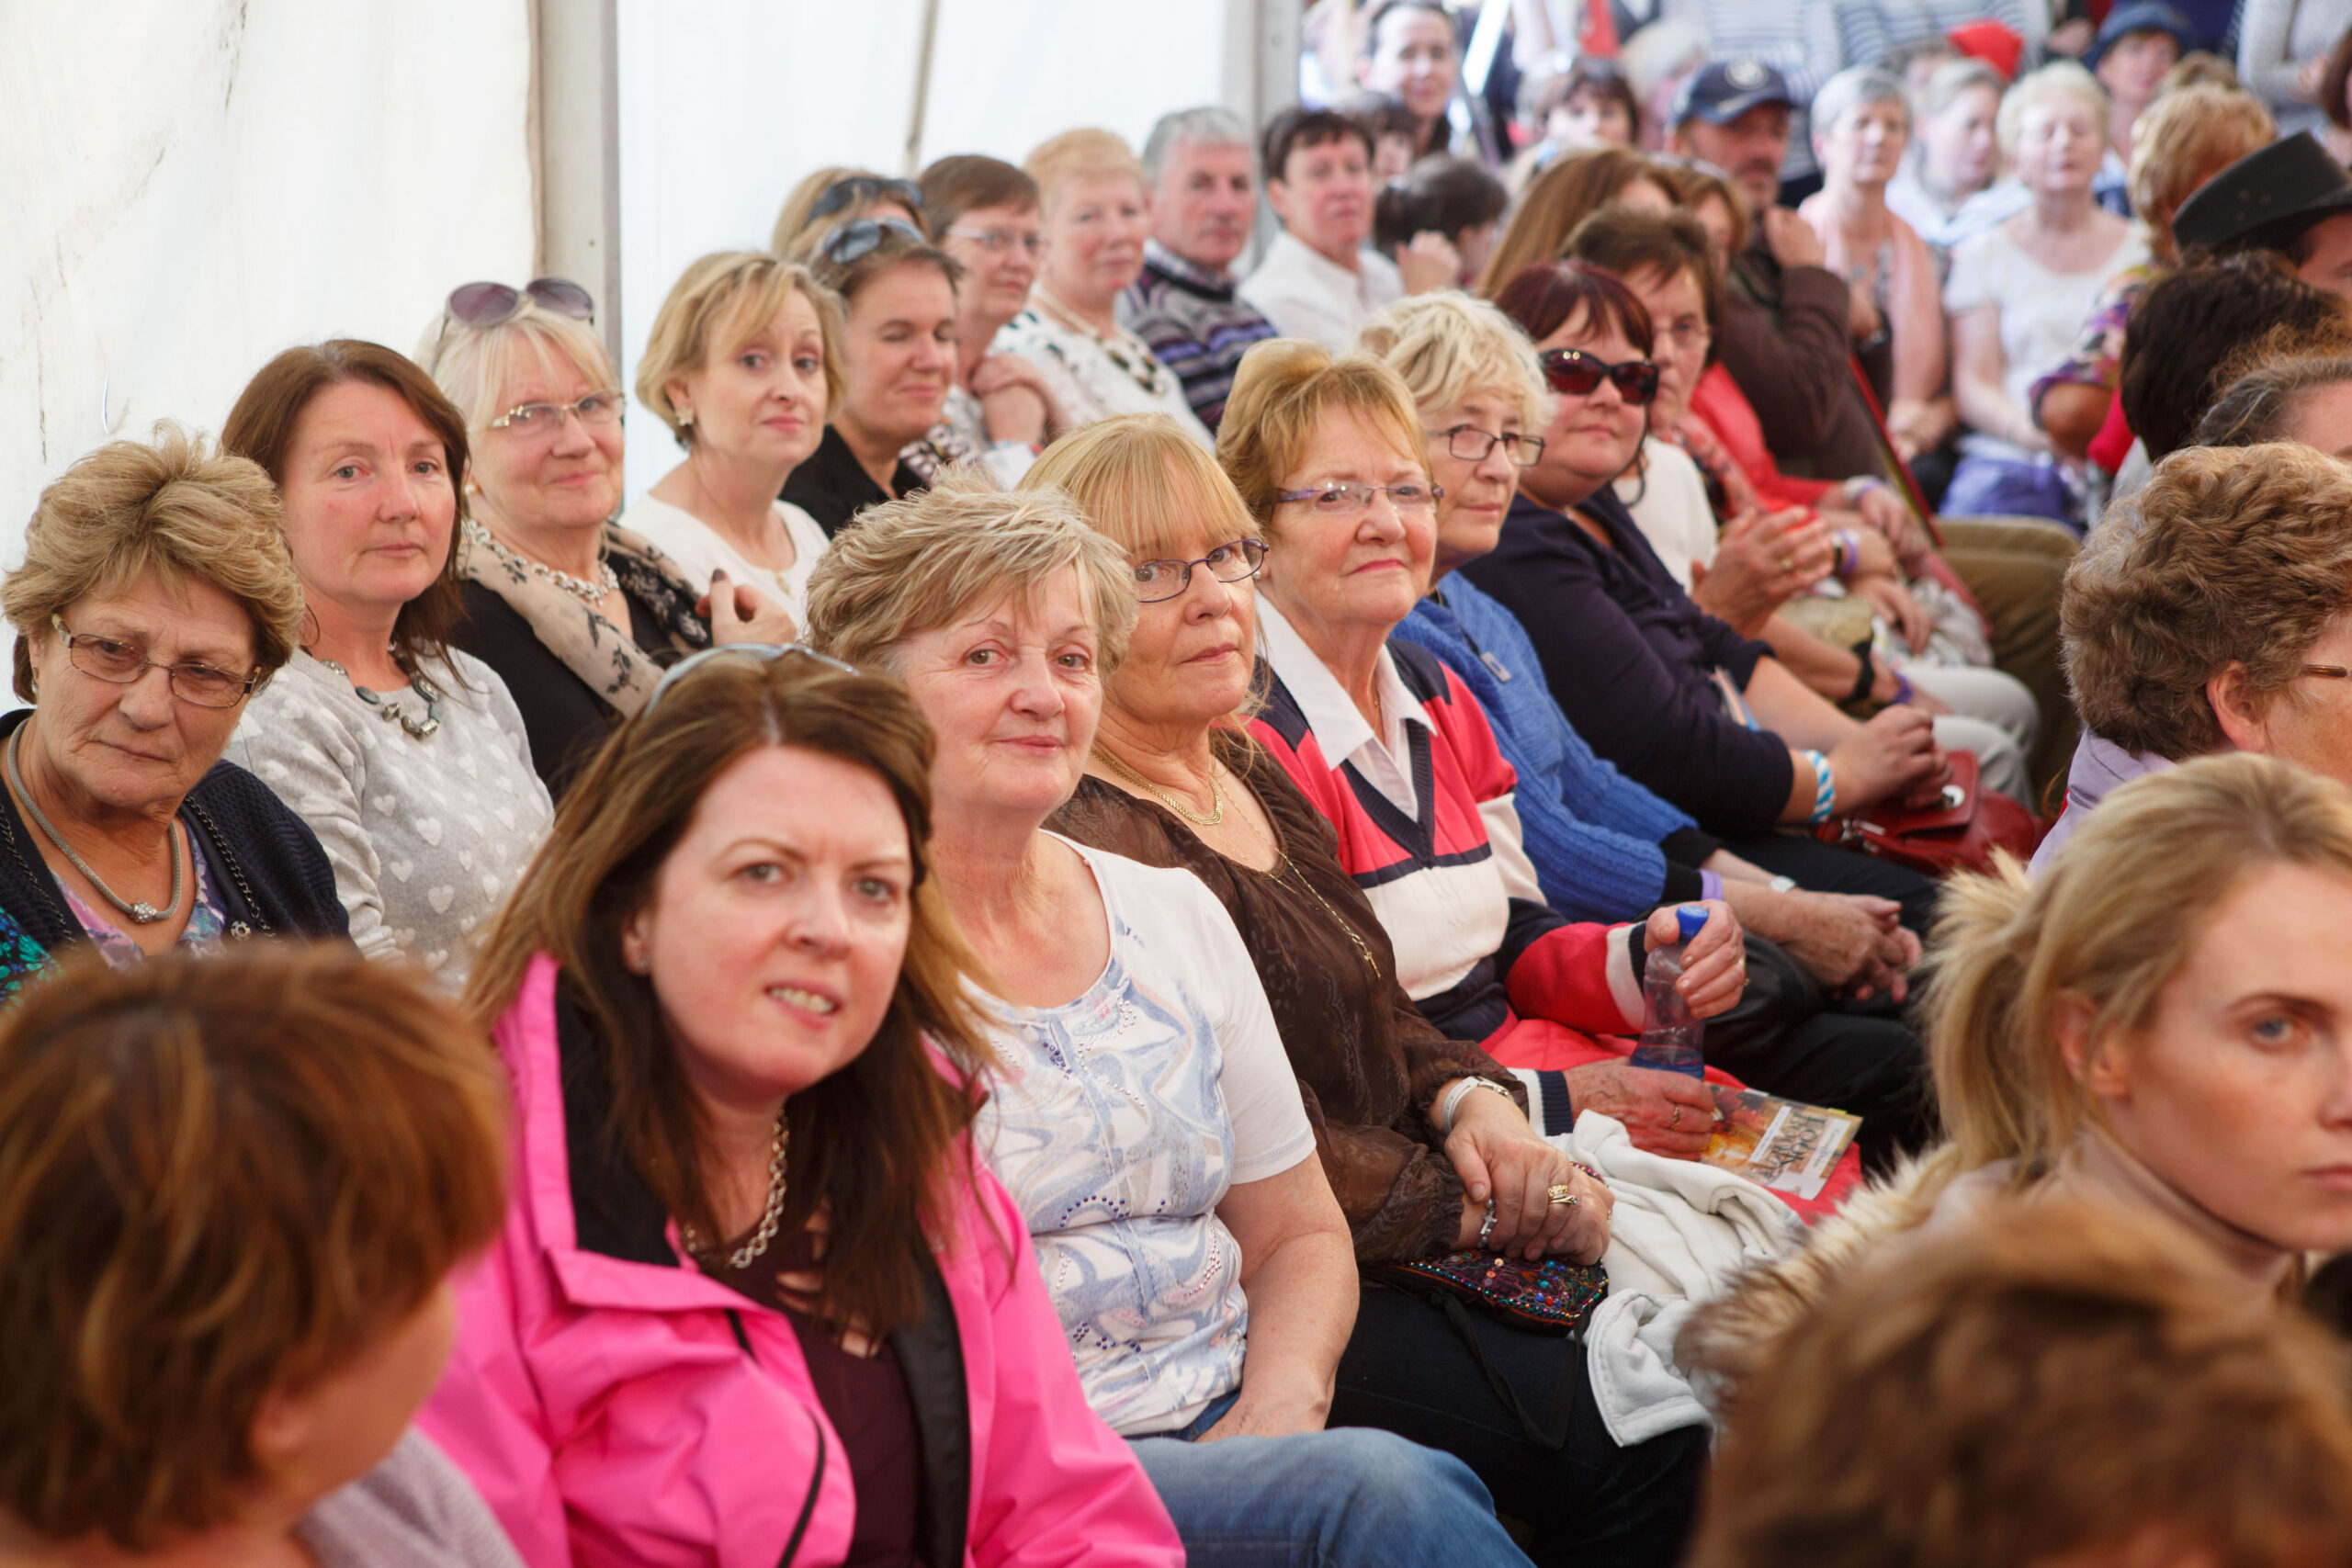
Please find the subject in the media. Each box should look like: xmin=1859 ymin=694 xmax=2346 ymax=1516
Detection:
xmin=1250 ymin=637 xmax=1641 ymax=1049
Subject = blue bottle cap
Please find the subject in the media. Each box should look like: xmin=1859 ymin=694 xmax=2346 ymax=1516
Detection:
xmin=1676 ymin=906 xmax=1710 ymax=941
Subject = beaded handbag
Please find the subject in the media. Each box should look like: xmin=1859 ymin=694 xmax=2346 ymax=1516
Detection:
xmin=1374 ymin=1249 xmax=1608 ymax=1337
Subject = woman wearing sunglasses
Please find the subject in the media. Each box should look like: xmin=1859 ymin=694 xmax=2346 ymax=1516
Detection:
xmin=222 ymin=340 xmax=554 ymax=993
xmin=1461 ymin=262 xmax=1951 ymax=935
xmin=990 ymin=130 xmax=1215 ymax=447
xmin=425 ymin=276 xmax=787 ymax=795
xmin=425 ymin=648 xmax=1183 ymax=1566
xmin=780 ymin=221 xmax=966 ymax=535
xmin=0 ymin=430 xmax=347 ymax=996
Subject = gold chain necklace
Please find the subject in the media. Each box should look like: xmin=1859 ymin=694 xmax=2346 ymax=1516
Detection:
xmin=1097 ymin=748 xmax=1225 ymax=826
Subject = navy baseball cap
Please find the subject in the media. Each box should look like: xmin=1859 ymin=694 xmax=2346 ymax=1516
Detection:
xmin=1670 ymin=59 xmax=1796 ymax=129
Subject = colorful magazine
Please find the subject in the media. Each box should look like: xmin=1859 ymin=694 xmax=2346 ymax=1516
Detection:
xmin=1700 ymin=1085 xmax=1862 ymax=1201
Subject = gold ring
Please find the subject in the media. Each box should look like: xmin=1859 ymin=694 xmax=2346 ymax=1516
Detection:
xmin=1669 ymin=1105 xmax=1684 ymax=1130
xmin=1546 ymin=1183 xmax=1579 ymax=1207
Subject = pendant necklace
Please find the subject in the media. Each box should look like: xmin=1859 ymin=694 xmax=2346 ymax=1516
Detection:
xmin=6 ymin=728 xmax=181 ymax=923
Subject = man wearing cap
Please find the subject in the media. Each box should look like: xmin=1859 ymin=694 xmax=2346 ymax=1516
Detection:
xmin=1670 ymin=58 xmax=1886 ymax=479
xmin=1652 ymin=0 xmax=1844 ymax=197
xmin=2174 ymin=131 xmax=2352 ymax=299
xmin=2086 ymin=3 xmax=2190 ymax=215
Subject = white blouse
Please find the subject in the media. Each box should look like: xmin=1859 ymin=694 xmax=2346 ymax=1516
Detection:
xmin=617 ymin=494 xmax=831 ymax=631
xmin=991 ymin=301 xmax=1215 ymax=450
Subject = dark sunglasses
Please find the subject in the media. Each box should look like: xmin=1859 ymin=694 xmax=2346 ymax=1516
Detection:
xmin=810 ymin=175 xmax=927 ymax=224
xmin=1540 ymin=347 xmax=1661 ymax=406
xmin=820 ymin=217 xmax=928 ymax=266
xmin=428 ymin=277 xmax=594 ymax=372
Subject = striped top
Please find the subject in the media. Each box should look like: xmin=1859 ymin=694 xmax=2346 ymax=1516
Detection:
xmin=1120 ymin=242 xmax=1280 ymax=433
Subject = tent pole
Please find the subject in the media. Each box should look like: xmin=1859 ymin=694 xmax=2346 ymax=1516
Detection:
xmin=903 ymin=0 xmax=944 ymax=177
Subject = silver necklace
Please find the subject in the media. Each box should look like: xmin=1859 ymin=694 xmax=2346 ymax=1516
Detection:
xmin=464 ymin=518 xmax=618 ymax=607
xmin=682 ymin=1110 xmax=790 ymax=1269
xmin=6 ymin=728 xmax=181 ymax=924
xmin=319 ymin=655 xmax=444 ymax=739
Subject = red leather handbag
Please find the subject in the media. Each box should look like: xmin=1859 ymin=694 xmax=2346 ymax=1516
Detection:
xmin=1813 ymin=750 xmax=2046 ymax=877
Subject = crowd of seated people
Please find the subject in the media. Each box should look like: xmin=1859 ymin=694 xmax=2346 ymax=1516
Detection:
xmin=25 ymin=11 xmax=2352 ymax=1562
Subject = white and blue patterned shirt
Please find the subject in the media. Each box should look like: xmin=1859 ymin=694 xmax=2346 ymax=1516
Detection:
xmin=973 ymin=838 xmax=1317 ymax=1437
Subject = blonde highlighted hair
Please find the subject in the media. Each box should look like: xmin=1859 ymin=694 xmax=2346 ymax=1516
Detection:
xmin=634 ymin=251 xmax=844 ymax=447
xmin=1924 ymin=754 xmax=2352 ymax=1183
xmin=1023 ymin=413 xmax=1258 ymax=562
xmin=1023 ymin=128 xmax=1147 ymax=218
xmin=2128 ymin=84 xmax=2275 ymax=256
xmin=422 ymin=295 xmax=619 ymax=433
xmin=1355 ymin=290 xmax=1548 ymax=434
xmin=4 ymin=423 xmax=302 ymax=704
xmin=1216 ymin=339 xmax=1430 ymax=537
xmin=1997 ymin=61 xmax=2109 ymax=157
xmin=803 ymin=468 xmax=1138 ymax=677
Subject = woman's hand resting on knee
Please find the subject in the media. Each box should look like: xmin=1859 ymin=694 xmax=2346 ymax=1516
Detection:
xmin=1444 ymin=1086 xmax=1613 ymax=1263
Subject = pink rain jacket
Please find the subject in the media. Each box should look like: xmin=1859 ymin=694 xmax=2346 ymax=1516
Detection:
xmin=421 ymin=954 xmax=1184 ymax=1568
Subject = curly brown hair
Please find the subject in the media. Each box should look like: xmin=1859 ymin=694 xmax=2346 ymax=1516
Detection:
xmin=2062 ymin=442 xmax=2352 ymax=761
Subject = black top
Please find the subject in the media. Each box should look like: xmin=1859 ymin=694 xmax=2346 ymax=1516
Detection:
xmin=0 ymin=706 xmax=350 ymax=994
xmin=1458 ymin=489 xmax=1796 ymax=839
xmin=451 ymin=581 xmax=673 ymax=795
xmin=783 ymin=426 xmax=930 ymax=537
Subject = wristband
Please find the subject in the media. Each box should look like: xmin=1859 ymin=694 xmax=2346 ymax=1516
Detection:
xmin=1768 ymin=874 xmax=1799 ymax=894
xmin=1846 ymin=644 xmax=1877 ymax=706
xmin=1438 ymin=1076 xmax=1514 ymax=1135
xmin=1849 ymin=476 xmax=1887 ymax=502
xmin=1803 ymin=749 xmax=1837 ymax=824
xmin=1892 ymin=671 xmax=1915 ymax=705
xmin=1835 ymin=528 xmax=1860 ymax=577
xmin=1698 ymin=869 xmax=1724 ymax=901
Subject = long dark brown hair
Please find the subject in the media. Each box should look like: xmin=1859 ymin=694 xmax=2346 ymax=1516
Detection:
xmin=220 ymin=339 xmax=469 ymax=676
xmin=464 ymin=653 xmax=994 ymax=1337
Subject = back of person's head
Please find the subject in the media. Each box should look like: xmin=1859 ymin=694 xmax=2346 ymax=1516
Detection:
xmin=1565 ymin=204 xmax=1719 ymax=331
xmin=1355 ymin=289 xmax=1546 ymax=431
xmin=1996 ymin=60 xmax=2109 ymax=159
xmin=634 ymin=250 xmax=846 ymax=447
xmin=1335 ymin=88 xmax=1421 ymax=149
xmin=1022 ymin=412 xmax=1260 ymax=568
xmin=1477 ymin=144 xmax=1666 ymax=296
xmin=1217 ymin=339 xmax=1427 ymax=531
xmin=1260 ymin=104 xmax=1375 ymax=187
xmin=2127 ymin=84 xmax=2276 ymax=254
xmin=2119 ymin=253 xmax=2346 ymax=460
xmin=2061 ymin=443 xmax=2352 ymax=763
xmin=221 ymin=339 xmax=469 ymax=674
xmin=0 ymin=945 xmax=506 ymax=1548
xmin=1373 ymin=153 xmax=1507 ymax=254
xmin=2160 ymin=49 xmax=2240 ymax=93
xmin=1491 ymin=256 xmax=1657 ymax=356
xmin=1688 ymin=1199 xmax=2352 ymax=1568
xmin=1653 ymin=154 xmax=1754 ymax=257
xmin=1926 ymin=751 xmax=2352 ymax=1176
xmin=2199 ymin=340 xmax=2352 ymax=448
xmin=1139 ymin=107 xmax=1253 ymax=188
xmin=3 ymin=423 xmax=301 ymax=705
xmin=1023 ymin=127 xmax=1146 ymax=219
xmin=467 ymin=648 xmax=988 ymax=1339
xmin=771 ymin=165 xmax=930 ymax=257
xmin=917 ymin=153 xmax=1039 ymax=234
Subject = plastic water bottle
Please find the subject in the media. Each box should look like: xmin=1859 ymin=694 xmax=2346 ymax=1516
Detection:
xmin=1629 ymin=906 xmax=1711 ymax=1077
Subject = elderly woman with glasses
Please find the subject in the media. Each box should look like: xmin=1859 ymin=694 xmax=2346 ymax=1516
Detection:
xmin=0 ymin=428 xmax=345 ymax=994
xmin=989 ymin=130 xmax=1215 ymax=447
xmin=806 ymin=473 xmax=1545 ymax=1568
xmin=425 ymin=276 xmax=791 ymax=795
xmin=222 ymin=340 xmax=554 ymax=992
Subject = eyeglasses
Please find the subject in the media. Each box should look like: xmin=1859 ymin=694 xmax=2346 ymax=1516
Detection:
xmin=820 ymin=217 xmax=928 ymax=266
xmin=1657 ymin=320 xmax=1713 ymax=354
xmin=427 ymin=276 xmax=595 ymax=373
xmin=487 ymin=388 xmax=626 ymax=434
xmin=2301 ymin=665 xmax=2352 ymax=681
xmin=643 ymin=644 xmax=863 ymax=714
xmin=1539 ymin=347 xmax=1661 ymax=406
xmin=810 ymin=176 xmax=927 ymax=224
xmin=945 ymin=224 xmax=1046 ymax=256
xmin=1428 ymin=425 xmax=1545 ymax=466
xmin=1130 ymin=538 xmax=1267 ymax=603
xmin=48 ymin=615 xmax=256 ymax=709
xmin=1273 ymin=481 xmax=1444 ymax=516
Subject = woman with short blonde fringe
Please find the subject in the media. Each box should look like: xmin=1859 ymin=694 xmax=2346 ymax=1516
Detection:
xmin=1681 ymin=753 xmax=2352 ymax=1407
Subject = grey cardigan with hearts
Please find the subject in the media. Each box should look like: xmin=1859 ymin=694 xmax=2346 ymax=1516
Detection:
xmin=228 ymin=648 xmax=552 ymax=991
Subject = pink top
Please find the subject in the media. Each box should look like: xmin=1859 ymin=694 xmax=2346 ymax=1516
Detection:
xmin=421 ymin=953 xmax=1183 ymax=1568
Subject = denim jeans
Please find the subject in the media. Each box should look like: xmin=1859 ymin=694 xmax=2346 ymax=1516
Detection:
xmin=1129 ymin=1415 xmax=1535 ymax=1567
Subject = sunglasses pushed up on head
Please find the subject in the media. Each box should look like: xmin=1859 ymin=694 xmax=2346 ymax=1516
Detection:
xmin=1540 ymin=347 xmax=1661 ymax=406
xmin=427 ymin=276 xmax=595 ymax=372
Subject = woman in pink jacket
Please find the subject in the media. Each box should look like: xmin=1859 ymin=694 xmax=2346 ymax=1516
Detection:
xmin=422 ymin=648 xmax=1182 ymax=1568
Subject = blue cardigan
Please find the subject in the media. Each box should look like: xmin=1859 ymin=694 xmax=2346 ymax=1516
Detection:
xmin=1396 ymin=574 xmax=1717 ymax=923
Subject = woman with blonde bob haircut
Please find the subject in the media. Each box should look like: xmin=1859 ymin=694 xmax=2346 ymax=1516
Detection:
xmin=0 ymin=426 xmax=345 ymax=993
xmin=0 ymin=944 xmax=516 ymax=1562
xmin=618 ymin=251 xmax=841 ymax=634
xmin=426 ymin=646 xmax=1182 ymax=1564
xmin=807 ymin=469 xmax=1535 ymax=1568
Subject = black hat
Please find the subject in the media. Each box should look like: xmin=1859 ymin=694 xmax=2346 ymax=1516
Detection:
xmin=2172 ymin=132 xmax=2352 ymax=257
xmin=1669 ymin=58 xmax=1796 ymax=129
xmin=2083 ymin=2 xmax=2190 ymax=71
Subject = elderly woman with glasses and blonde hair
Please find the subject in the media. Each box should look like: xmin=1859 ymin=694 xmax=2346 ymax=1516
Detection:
xmin=424 ymin=276 xmax=790 ymax=794
xmin=427 ymin=645 xmax=1184 ymax=1565
xmin=0 ymin=427 xmax=345 ymax=994
xmin=804 ymin=471 xmax=1541 ymax=1567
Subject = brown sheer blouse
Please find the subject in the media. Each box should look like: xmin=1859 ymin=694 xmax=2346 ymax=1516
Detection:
xmin=1048 ymin=728 xmax=1524 ymax=1264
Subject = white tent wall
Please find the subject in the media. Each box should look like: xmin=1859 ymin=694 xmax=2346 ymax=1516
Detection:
xmin=0 ymin=0 xmax=538 ymax=572
xmin=613 ymin=0 xmax=1264 ymax=505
